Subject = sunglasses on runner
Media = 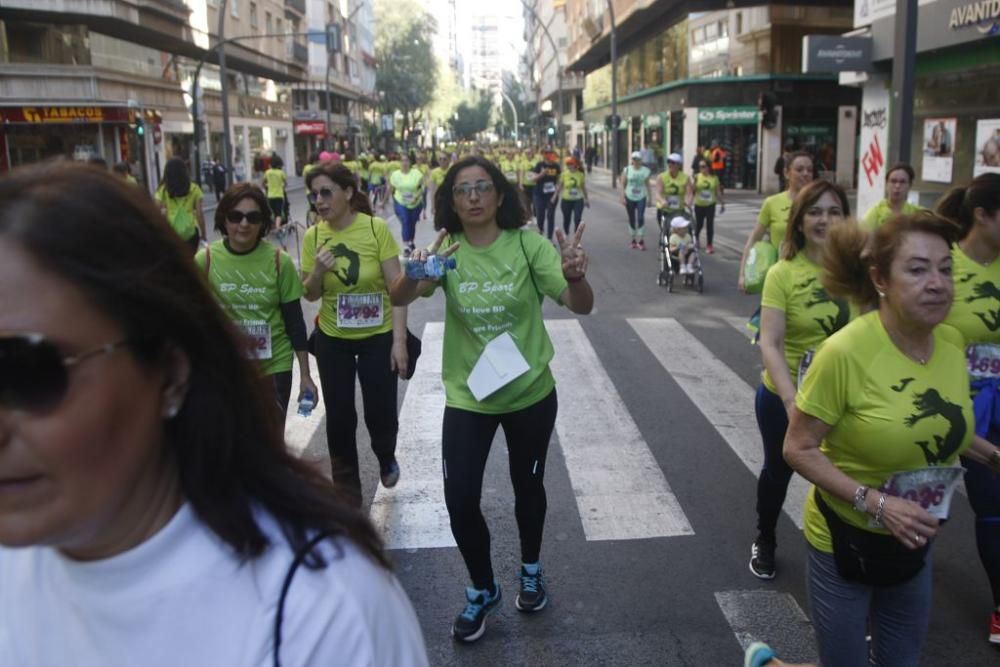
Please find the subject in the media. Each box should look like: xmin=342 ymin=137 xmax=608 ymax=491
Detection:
xmin=307 ymin=187 xmax=338 ymax=204
xmin=0 ymin=334 xmax=129 ymax=413
xmin=453 ymin=180 xmax=495 ymax=198
xmin=225 ymin=210 xmax=265 ymax=225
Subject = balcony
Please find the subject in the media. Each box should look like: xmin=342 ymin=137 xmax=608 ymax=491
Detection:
xmin=285 ymin=0 xmax=305 ymax=18
xmin=293 ymin=42 xmax=308 ymax=64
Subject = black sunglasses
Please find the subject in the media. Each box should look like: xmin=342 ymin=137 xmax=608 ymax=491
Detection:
xmin=225 ymin=210 xmax=265 ymax=225
xmin=0 ymin=334 xmax=129 ymax=413
xmin=307 ymin=187 xmax=338 ymax=204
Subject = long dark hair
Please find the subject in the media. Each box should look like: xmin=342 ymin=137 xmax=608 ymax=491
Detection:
xmin=305 ymin=162 xmax=372 ymax=216
xmin=163 ymin=157 xmax=192 ymax=199
xmin=936 ymin=173 xmax=1000 ymax=239
xmin=214 ymin=182 xmax=274 ymax=238
xmin=0 ymin=162 xmax=388 ymax=569
xmin=782 ymin=180 xmax=850 ymax=260
xmin=433 ymin=156 xmax=529 ymax=234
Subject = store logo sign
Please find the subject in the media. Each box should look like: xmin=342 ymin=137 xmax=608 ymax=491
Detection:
xmin=697 ymin=107 xmax=759 ymax=126
xmin=949 ymin=0 xmax=1000 ymax=34
xmin=21 ymin=106 xmax=106 ymax=123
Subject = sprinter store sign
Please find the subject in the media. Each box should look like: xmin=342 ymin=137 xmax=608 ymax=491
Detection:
xmin=697 ymin=107 xmax=760 ymax=126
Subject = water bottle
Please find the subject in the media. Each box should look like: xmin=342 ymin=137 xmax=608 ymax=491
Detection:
xmin=403 ymin=255 xmax=457 ymax=280
xmin=297 ymin=390 xmax=316 ymax=417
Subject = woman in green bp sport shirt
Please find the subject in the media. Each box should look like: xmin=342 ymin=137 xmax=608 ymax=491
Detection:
xmin=785 ymin=212 xmax=1000 ymax=666
xmin=196 ymin=184 xmax=315 ymax=429
xmin=391 ymin=156 xmax=593 ymax=644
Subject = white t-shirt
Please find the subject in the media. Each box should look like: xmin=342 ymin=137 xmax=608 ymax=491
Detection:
xmin=0 ymin=504 xmax=428 ymax=667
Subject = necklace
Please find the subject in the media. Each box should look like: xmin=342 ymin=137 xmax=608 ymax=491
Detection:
xmin=885 ymin=326 xmax=930 ymax=365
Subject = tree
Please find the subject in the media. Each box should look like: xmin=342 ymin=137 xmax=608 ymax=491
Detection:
xmin=449 ymin=90 xmax=493 ymax=141
xmin=427 ymin=61 xmax=464 ymax=138
xmin=374 ymin=0 xmax=438 ymax=146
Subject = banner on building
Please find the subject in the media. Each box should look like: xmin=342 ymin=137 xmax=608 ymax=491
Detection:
xmin=921 ymin=117 xmax=957 ymax=183
xmin=974 ymin=118 xmax=1000 ymax=176
xmin=857 ymin=80 xmax=890 ymax=220
xmin=294 ymin=121 xmax=326 ymax=136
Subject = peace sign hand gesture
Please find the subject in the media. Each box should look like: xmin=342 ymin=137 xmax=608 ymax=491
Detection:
xmin=410 ymin=228 xmax=460 ymax=268
xmin=555 ymin=223 xmax=588 ymax=281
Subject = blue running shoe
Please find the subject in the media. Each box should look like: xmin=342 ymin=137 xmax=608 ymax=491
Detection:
xmin=452 ymin=584 xmax=501 ymax=643
xmin=744 ymin=641 xmax=777 ymax=667
xmin=515 ymin=565 xmax=547 ymax=612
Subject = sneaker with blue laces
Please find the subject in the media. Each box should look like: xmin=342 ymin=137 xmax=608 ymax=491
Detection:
xmin=451 ymin=584 xmax=501 ymax=643
xmin=744 ymin=641 xmax=777 ymax=667
xmin=515 ymin=565 xmax=547 ymax=612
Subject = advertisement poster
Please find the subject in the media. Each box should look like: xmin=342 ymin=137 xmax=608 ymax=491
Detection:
xmin=922 ymin=117 xmax=957 ymax=183
xmin=857 ymin=79 xmax=890 ymax=220
xmin=974 ymin=119 xmax=1000 ymax=177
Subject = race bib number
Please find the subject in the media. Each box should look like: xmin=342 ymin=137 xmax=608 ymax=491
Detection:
xmin=543 ymin=182 xmax=556 ymax=194
xmin=505 ymin=171 xmax=517 ymax=182
xmin=967 ymin=343 xmax=1000 ymax=379
xmin=797 ymin=348 xmax=815 ymax=387
xmin=878 ymin=466 xmax=965 ymax=521
xmin=337 ymin=293 xmax=384 ymax=329
xmin=666 ymin=196 xmax=680 ymax=210
xmin=240 ymin=320 xmax=272 ymax=360
xmin=402 ymin=191 xmax=415 ymax=203
xmin=699 ymin=189 xmax=712 ymax=201
xmin=631 ymin=187 xmax=642 ymax=197
xmin=568 ymin=188 xmax=581 ymax=199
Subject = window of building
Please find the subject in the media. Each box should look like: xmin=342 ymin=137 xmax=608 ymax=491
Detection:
xmin=705 ymin=22 xmax=717 ymax=39
xmin=276 ymin=18 xmax=283 ymax=40
xmin=250 ymin=2 xmax=258 ymax=29
xmin=736 ymin=12 xmax=743 ymax=34
xmin=230 ymin=0 xmax=238 ymax=18
xmin=265 ymin=11 xmax=272 ymax=34
xmin=719 ymin=20 xmax=728 ymax=37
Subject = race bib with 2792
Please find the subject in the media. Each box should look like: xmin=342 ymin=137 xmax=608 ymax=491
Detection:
xmin=337 ymin=293 xmax=384 ymax=329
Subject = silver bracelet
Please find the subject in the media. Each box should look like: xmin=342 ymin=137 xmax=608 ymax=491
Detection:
xmin=872 ymin=493 xmax=887 ymax=527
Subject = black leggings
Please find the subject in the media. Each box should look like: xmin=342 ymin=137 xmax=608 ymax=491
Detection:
xmin=314 ymin=329 xmax=398 ymax=505
xmin=694 ymin=205 xmax=715 ymax=245
xmin=534 ymin=192 xmax=557 ymax=239
xmin=754 ymin=384 xmax=792 ymax=541
xmin=561 ymin=198 xmax=584 ymax=235
xmin=263 ymin=369 xmax=293 ymax=430
xmin=443 ymin=389 xmax=557 ymax=590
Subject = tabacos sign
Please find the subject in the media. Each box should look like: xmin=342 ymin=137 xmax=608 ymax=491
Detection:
xmin=697 ymin=107 xmax=760 ymax=126
xmin=948 ymin=0 xmax=1000 ymax=33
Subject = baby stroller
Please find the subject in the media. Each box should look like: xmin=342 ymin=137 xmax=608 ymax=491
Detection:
xmin=657 ymin=213 xmax=704 ymax=294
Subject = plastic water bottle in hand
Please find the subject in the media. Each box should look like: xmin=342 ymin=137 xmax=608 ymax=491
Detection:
xmin=297 ymin=390 xmax=316 ymax=417
xmin=403 ymin=255 xmax=457 ymax=280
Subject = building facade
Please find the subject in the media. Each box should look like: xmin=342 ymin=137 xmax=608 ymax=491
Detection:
xmin=565 ymin=0 xmax=859 ymax=192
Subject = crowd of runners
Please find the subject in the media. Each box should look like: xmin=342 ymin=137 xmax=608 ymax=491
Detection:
xmin=1 ymin=142 xmax=999 ymax=667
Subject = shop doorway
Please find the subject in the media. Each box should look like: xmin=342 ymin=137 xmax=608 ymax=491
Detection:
xmin=698 ymin=124 xmax=758 ymax=190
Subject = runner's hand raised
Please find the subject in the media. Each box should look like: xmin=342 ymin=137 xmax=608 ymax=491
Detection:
xmin=555 ymin=223 xmax=588 ymax=281
xmin=410 ymin=229 xmax=460 ymax=265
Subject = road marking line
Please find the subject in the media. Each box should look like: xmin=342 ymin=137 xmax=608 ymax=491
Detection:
xmin=546 ymin=319 xmax=695 ymax=540
xmin=725 ymin=315 xmax=756 ymax=340
xmin=628 ymin=318 xmax=808 ymax=529
xmin=715 ymin=590 xmax=817 ymax=661
xmin=369 ymin=323 xmax=456 ymax=550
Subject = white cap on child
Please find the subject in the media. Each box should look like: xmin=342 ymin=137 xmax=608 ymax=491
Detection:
xmin=670 ymin=216 xmax=691 ymax=229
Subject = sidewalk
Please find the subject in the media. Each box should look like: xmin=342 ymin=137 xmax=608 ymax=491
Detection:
xmin=200 ymin=175 xmax=306 ymax=214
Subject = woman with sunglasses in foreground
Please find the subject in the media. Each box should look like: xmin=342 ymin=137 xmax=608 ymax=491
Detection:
xmin=0 ymin=163 xmax=427 ymax=666
xmin=194 ymin=183 xmax=317 ymax=428
xmin=391 ymin=156 xmax=593 ymax=643
xmin=303 ymin=162 xmax=408 ymax=506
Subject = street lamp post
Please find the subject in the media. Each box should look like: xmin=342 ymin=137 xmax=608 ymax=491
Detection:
xmin=218 ymin=0 xmax=234 ymax=186
xmin=520 ymin=1 xmax=564 ymax=153
xmin=499 ymin=90 xmax=519 ymax=144
xmin=608 ymin=0 xmax=618 ymax=189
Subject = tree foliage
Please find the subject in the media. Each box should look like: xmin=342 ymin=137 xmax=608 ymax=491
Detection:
xmin=449 ymin=90 xmax=494 ymax=141
xmin=374 ymin=0 xmax=437 ymax=139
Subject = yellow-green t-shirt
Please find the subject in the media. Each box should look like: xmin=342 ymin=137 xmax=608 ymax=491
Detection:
xmin=518 ymin=157 xmax=535 ymax=186
xmin=300 ymin=214 xmax=399 ymax=340
xmin=386 ymin=161 xmax=401 ymax=176
xmin=760 ymin=254 xmax=853 ymax=393
xmin=195 ymin=240 xmax=303 ymax=376
xmin=559 ymin=171 xmax=586 ymax=201
xmin=658 ymin=171 xmax=689 ymax=211
xmin=943 ymin=245 xmax=1000 ymax=346
xmin=342 ymin=160 xmax=359 ymax=175
xmin=369 ymin=161 xmax=386 ymax=184
xmin=758 ymin=190 xmax=793 ymax=251
xmin=390 ymin=169 xmax=424 ymax=209
xmin=500 ymin=159 xmax=520 ymax=184
xmin=796 ymin=312 xmax=973 ymax=553
xmin=862 ymin=200 xmax=923 ymax=230
xmin=264 ymin=168 xmax=286 ymax=199
xmin=693 ymin=174 xmax=719 ymax=208
xmin=302 ymin=163 xmax=316 ymax=180
xmin=155 ymin=184 xmax=203 ymax=241
xmin=428 ymin=229 xmax=569 ymax=414
xmin=430 ymin=167 xmax=447 ymax=188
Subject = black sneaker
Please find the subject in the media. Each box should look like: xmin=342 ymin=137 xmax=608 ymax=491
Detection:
xmin=749 ymin=538 xmax=776 ymax=580
xmin=380 ymin=459 xmax=400 ymax=488
xmin=452 ymin=585 xmax=502 ymax=643
xmin=515 ymin=566 xmax=547 ymax=612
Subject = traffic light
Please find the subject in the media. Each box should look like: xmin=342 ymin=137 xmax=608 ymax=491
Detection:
xmin=547 ymin=125 xmax=556 ymax=138
xmin=135 ymin=116 xmax=145 ymax=137
xmin=604 ymin=114 xmax=621 ymax=131
xmin=759 ymin=92 xmax=778 ymax=130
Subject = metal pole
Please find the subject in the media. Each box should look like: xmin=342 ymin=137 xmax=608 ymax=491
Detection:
xmin=608 ymin=0 xmax=618 ymax=190
xmin=519 ymin=2 xmax=563 ymax=152
xmin=499 ymin=90 xmax=519 ymax=143
xmin=326 ymin=57 xmax=333 ymax=151
xmin=889 ymin=0 xmax=917 ymax=164
xmin=192 ymin=61 xmax=204 ymax=186
xmin=218 ymin=0 xmax=234 ymax=186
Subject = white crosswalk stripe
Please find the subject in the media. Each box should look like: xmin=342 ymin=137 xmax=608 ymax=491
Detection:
xmin=715 ymin=590 xmax=817 ymax=661
xmin=628 ymin=317 xmax=809 ymax=529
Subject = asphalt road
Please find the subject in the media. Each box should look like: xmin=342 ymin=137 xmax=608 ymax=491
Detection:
xmin=268 ymin=173 xmax=997 ymax=666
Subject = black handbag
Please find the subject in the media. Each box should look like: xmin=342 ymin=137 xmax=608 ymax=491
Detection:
xmin=815 ymin=492 xmax=930 ymax=587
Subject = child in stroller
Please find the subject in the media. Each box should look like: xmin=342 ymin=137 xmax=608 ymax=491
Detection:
xmin=658 ymin=215 xmax=704 ymax=293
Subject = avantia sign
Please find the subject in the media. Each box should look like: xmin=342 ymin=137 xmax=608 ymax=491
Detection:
xmin=948 ymin=0 xmax=1000 ymax=32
